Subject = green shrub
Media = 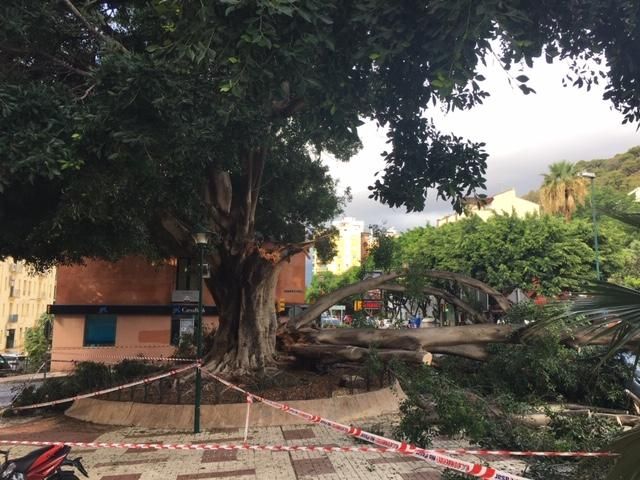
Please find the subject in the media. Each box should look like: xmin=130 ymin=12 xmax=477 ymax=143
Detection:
xmin=392 ymin=343 xmax=626 ymax=480
xmin=10 ymin=378 xmax=78 ymax=411
xmin=112 ymin=359 xmax=161 ymax=381
xmin=10 ymin=359 xmax=168 ymax=413
xmin=24 ymin=313 xmax=53 ymax=371
xmin=69 ymin=361 xmax=113 ymax=392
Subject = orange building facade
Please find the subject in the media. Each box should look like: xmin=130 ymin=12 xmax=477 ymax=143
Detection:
xmin=49 ymin=255 xmax=306 ymax=371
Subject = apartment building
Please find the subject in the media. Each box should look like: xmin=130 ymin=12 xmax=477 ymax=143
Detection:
xmin=0 ymin=258 xmax=56 ymax=353
xmin=313 ymin=217 xmax=365 ymax=275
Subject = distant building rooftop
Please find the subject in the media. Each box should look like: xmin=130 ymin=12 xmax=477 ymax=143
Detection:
xmin=436 ymin=188 xmax=540 ymax=227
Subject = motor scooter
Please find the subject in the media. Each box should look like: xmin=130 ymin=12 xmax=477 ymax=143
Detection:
xmin=0 ymin=444 xmax=88 ymax=480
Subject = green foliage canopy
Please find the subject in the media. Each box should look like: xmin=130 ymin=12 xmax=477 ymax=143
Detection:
xmin=394 ymin=214 xmax=621 ymax=295
xmin=2 ymin=1 xmax=640 ymax=267
xmin=306 ymin=265 xmax=362 ymax=303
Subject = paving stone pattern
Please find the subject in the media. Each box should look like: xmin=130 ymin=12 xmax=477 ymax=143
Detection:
xmin=0 ymin=418 xmax=528 ymax=479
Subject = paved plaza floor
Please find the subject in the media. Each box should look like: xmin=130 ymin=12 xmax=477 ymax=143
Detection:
xmin=0 ymin=416 xmax=528 ymax=479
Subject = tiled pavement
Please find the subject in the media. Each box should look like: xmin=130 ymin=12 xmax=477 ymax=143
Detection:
xmin=0 ymin=417 xmax=528 ymax=479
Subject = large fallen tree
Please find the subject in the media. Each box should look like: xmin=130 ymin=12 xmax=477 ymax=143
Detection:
xmin=278 ymin=269 xmax=634 ymax=364
xmin=286 ymin=322 xmax=640 ymax=363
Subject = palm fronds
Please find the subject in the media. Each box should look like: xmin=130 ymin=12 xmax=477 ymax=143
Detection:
xmin=602 ymin=208 xmax=640 ymax=229
xmin=606 ymin=427 xmax=640 ymax=480
xmin=525 ymin=281 xmax=640 ymax=480
xmin=539 ymin=161 xmax=589 ymax=219
xmin=526 ymin=281 xmax=640 ymax=358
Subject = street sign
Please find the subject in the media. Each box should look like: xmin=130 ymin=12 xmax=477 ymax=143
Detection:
xmin=362 ymin=300 xmax=382 ymax=310
xmin=364 ymin=289 xmax=381 ymax=300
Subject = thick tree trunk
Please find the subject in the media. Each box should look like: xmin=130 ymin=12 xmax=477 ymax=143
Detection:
xmin=205 ymin=252 xmax=281 ymax=373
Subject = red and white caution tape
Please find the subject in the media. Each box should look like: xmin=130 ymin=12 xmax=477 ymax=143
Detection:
xmin=0 ymin=440 xmax=618 ymax=458
xmin=423 ymin=449 xmax=616 ymax=458
xmin=50 ymin=356 xmax=198 ymax=363
xmin=51 ymin=344 xmax=172 ymax=350
xmin=199 ymin=369 xmax=530 ymax=480
xmin=10 ymin=364 xmax=198 ymax=411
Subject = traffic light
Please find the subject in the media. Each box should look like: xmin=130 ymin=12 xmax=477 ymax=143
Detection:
xmin=277 ymin=299 xmax=286 ymax=313
xmin=354 ymin=300 xmax=363 ymax=311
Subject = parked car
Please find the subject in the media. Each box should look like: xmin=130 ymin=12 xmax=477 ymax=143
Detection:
xmin=379 ymin=318 xmax=392 ymax=329
xmin=320 ymin=314 xmax=342 ymax=328
xmin=2 ymin=354 xmax=27 ymax=371
xmin=0 ymin=355 xmax=10 ymax=371
xmin=620 ymin=352 xmax=640 ymax=398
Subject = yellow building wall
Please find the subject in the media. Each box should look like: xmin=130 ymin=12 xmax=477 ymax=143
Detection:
xmin=313 ymin=217 xmax=365 ymax=275
xmin=0 ymin=258 xmax=56 ymax=354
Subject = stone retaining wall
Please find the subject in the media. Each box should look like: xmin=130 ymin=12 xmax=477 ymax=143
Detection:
xmin=65 ymin=385 xmax=405 ymax=429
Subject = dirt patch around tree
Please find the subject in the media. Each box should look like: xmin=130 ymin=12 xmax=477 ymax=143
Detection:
xmin=100 ymin=363 xmax=395 ymax=405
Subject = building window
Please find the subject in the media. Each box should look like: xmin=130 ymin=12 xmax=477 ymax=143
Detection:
xmin=5 ymin=329 xmax=15 ymax=349
xmin=176 ymin=257 xmax=199 ymax=290
xmin=84 ymin=314 xmax=117 ymax=346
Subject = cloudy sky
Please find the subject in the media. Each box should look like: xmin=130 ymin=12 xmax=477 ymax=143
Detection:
xmin=323 ymin=56 xmax=640 ymax=231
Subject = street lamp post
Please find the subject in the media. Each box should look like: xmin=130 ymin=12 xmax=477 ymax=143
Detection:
xmin=580 ymin=171 xmax=601 ymax=280
xmin=192 ymin=230 xmax=209 ymax=434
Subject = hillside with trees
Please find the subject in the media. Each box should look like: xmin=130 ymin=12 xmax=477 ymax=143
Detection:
xmin=575 ymin=146 xmax=640 ymax=192
xmin=524 ymin=146 xmax=640 ymax=203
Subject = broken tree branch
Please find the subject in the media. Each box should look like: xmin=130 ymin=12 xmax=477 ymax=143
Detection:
xmin=0 ymin=44 xmax=91 ymax=77
xmin=63 ymin=0 xmax=129 ymax=53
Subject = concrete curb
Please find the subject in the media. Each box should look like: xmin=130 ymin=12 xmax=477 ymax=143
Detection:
xmin=65 ymin=384 xmax=406 ymax=429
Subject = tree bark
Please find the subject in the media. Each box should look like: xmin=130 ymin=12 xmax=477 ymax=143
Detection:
xmin=305 ymin=324 xmax=516 ymax=350
xmin=289 ymin=344 xmax=432 ymax=364
xmin=205 ymin=251 xmax=282 ymax=373
xmin=421 ymin=270 xmax=511 ymax=312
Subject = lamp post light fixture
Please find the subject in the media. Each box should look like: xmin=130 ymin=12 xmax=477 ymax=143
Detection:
xmin=580 ymin=171 xmax=601 ymax=280
xmin=192 ymin=229 xmax=209 ymax=434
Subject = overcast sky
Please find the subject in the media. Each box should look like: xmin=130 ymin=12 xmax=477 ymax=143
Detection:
xmin=323 ymin=56 xmax=640 ymax=231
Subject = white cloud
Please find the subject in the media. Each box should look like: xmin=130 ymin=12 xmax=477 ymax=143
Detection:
xmin=324 ymin=56 xmax=640 ymax=231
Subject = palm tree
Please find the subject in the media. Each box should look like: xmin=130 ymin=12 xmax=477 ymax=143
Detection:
xmin=539 ymin=161 xmax=589 ymax=220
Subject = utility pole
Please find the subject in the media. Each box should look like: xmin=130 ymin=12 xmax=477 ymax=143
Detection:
xmin=193 ymin=230 xmax=208 ymax=433
xmin=581 ymin=171 xmax=601 ymax=280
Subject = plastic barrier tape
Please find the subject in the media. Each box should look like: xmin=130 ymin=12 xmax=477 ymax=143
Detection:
xmin=10 ymin=363 xmax=198 ymax=411
xmin=199 ymin=369 xmax=531 ymax=480
xmin=49 ymin=356 xmax=198 ymax=363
